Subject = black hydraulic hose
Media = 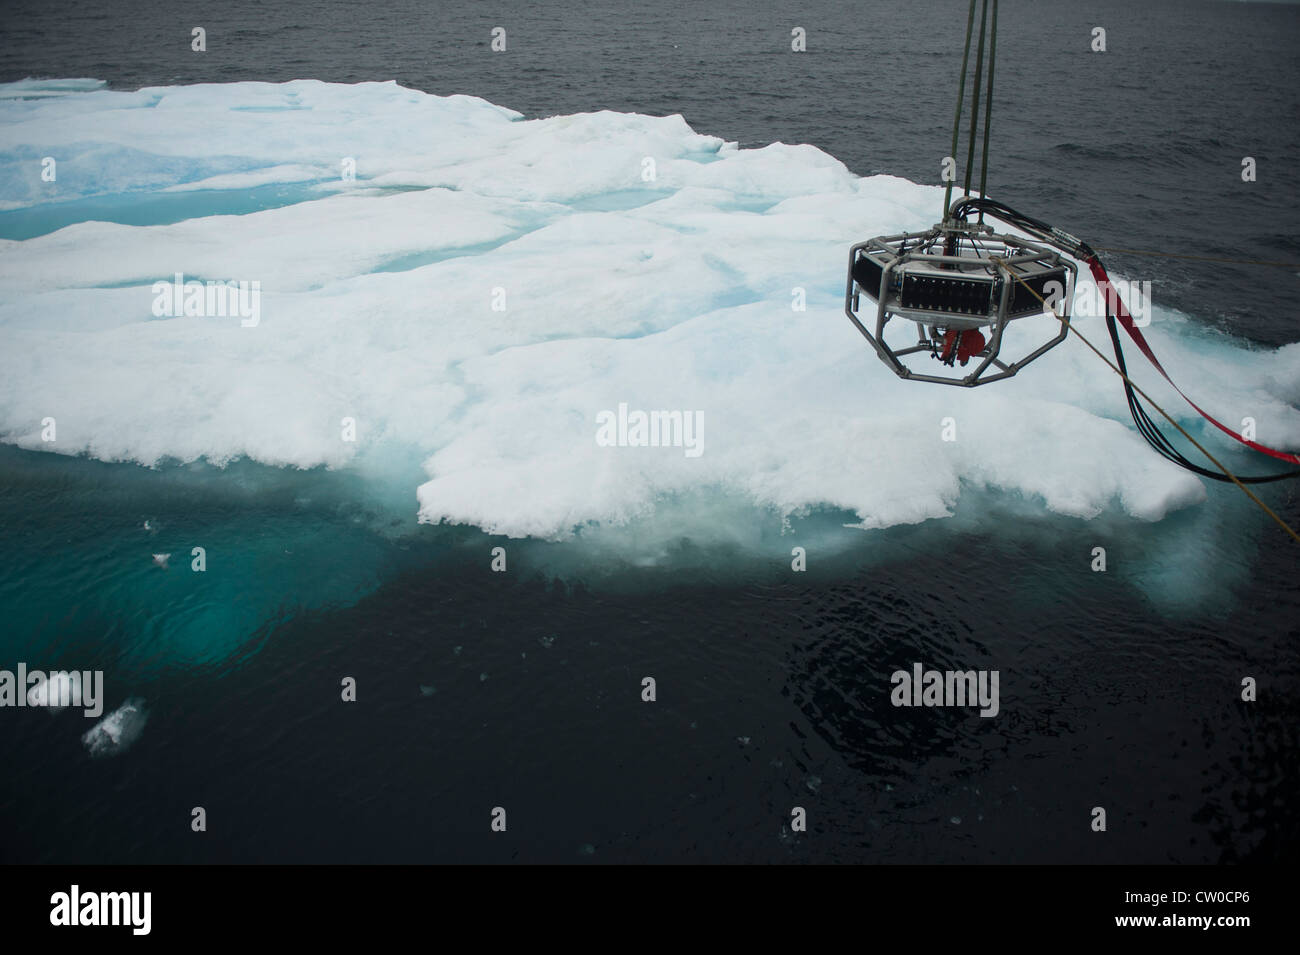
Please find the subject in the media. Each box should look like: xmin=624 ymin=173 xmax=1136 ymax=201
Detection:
xmin=948 ymin=197 xmax=1300 ymax=483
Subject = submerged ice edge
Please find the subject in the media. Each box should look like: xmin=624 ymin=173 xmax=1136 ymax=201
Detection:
xmin=0 ymin=77 xmax=1298 ymax=544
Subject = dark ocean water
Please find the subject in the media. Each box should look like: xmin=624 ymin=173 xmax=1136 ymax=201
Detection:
xmin=1 ymin=0 xmax=1298 ymax=864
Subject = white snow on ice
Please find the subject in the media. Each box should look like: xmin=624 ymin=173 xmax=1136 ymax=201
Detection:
xmin=1 ymin=78 xmax=1298 ymax=540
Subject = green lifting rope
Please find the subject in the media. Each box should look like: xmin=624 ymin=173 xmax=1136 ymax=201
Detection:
xmin=942 ymin=0 xmax=999 ymax=223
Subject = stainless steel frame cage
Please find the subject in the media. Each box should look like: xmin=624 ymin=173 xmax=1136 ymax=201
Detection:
xmin=844 ymin=223 xmax=1078 ymax=386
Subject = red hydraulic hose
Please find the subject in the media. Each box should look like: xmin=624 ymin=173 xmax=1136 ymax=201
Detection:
xmin=1086 ymin=256 xmax=1300 ymax=466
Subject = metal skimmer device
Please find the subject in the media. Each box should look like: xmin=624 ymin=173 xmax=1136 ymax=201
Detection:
xmin=838 ymin=0 xmax=1300 ymax=535
xmin=845 ymin=217 xmax=1077 ymax=387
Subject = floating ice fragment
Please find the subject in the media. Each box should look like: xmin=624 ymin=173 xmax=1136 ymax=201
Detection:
xmin=82 ymin=697 xmax=147 ymax=757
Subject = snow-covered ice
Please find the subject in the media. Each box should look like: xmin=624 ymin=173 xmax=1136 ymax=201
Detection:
xmin=1 ymin=78 xmax=1297 ymax=541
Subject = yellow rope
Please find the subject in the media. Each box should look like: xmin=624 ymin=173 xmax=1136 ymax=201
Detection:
xmin=989 ymin=256 xmax=1300 ymax=544
xmin=1092 ymin=246 xmax=1300 ymax=270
